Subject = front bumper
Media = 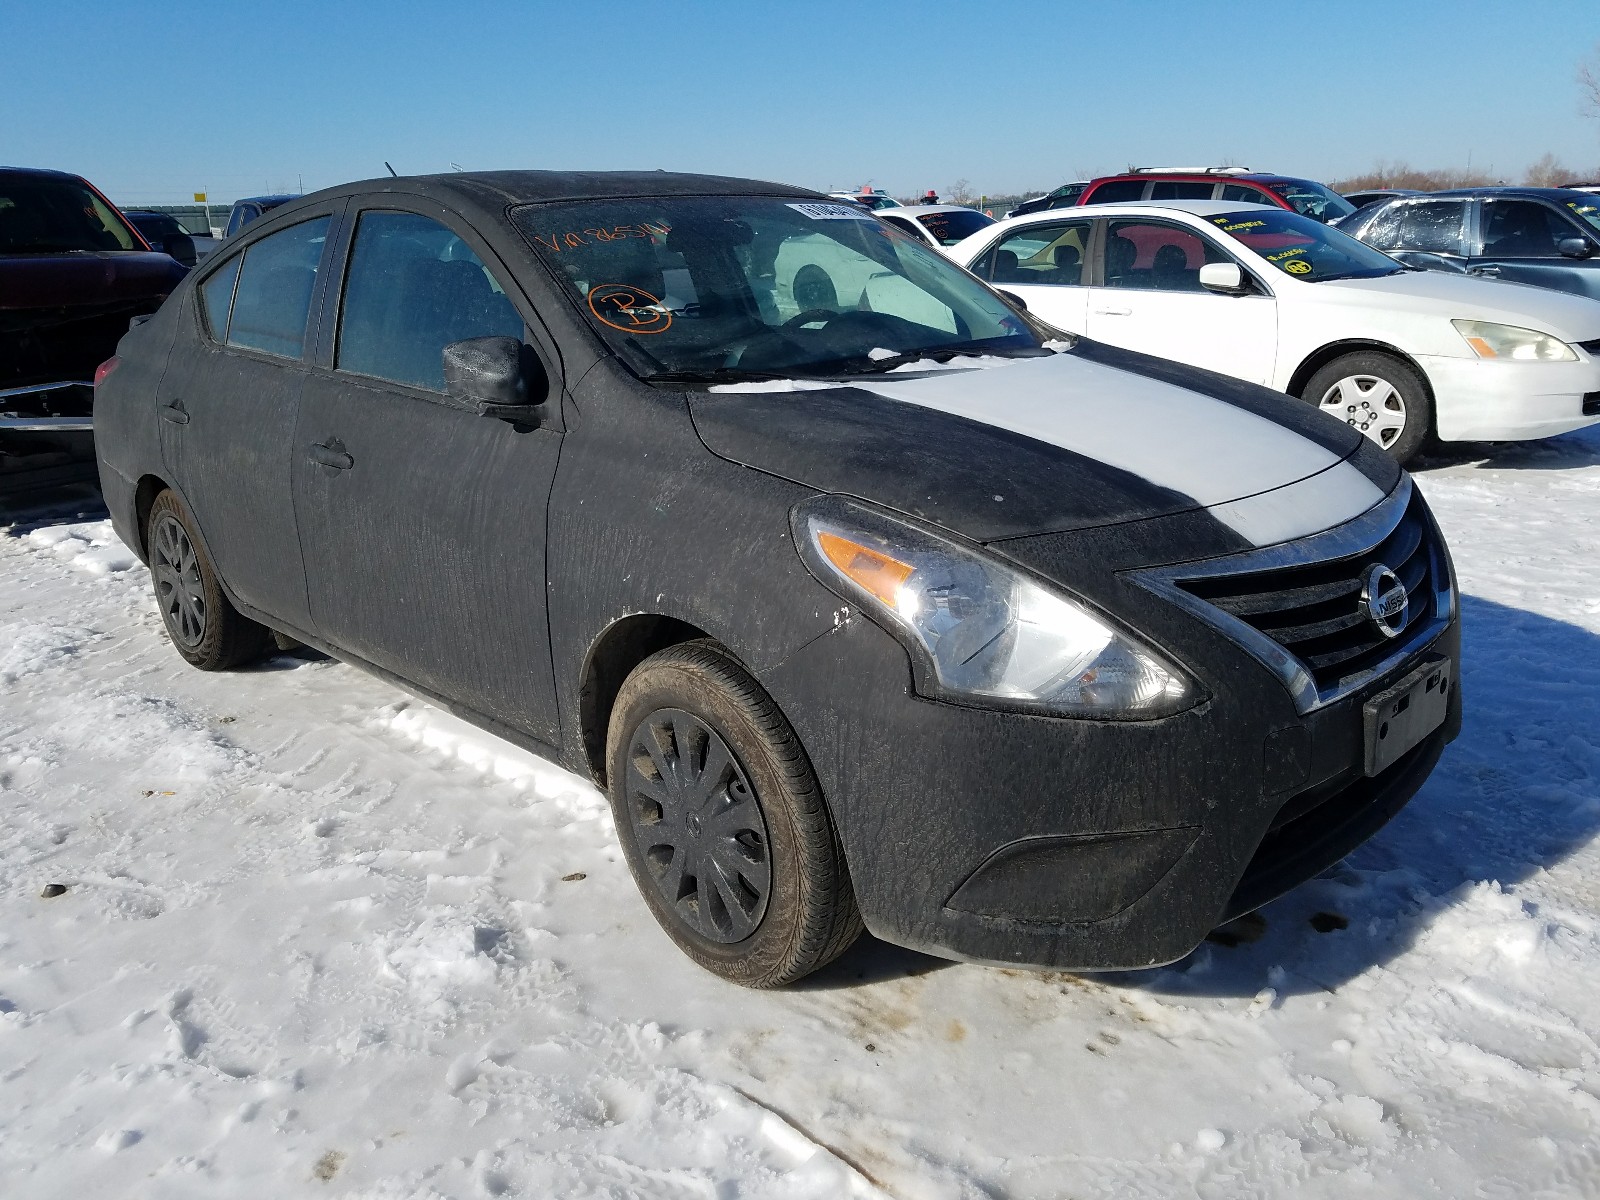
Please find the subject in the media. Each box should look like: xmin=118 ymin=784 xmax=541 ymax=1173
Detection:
xmin=759 ymin=487 xmax=1461 ymax=972
xmin=1419 ymin=353 xmax=1600 ymax=442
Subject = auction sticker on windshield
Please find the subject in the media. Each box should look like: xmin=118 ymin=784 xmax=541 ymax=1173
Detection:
xmin=786 ymin=202 xmax=875 ymax=221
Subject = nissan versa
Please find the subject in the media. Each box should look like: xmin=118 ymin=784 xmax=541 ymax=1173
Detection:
xmin=94 ymin=171 xmax=1461 ymax=987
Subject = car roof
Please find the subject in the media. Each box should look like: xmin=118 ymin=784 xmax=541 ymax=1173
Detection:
xmin=997 ymin=199 xmax=1275 ymax=228
xmin=233 ymin=194 xmax=300 ymax=206
xmin=303 ymin=170 xmax=815 ymax=210
xmin=0 ymin=165 xmax=86 ymax=181
xmin=1413 ymin=186 xmax=1600 ymax=203
xmin=1090 ymin=171 xmax=1301 ymax=186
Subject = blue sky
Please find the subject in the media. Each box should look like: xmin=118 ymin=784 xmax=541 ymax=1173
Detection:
xmin=6 ymin=0 xmax=1599 ymax=204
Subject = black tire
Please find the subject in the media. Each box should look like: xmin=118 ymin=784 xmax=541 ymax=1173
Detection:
xmin=1300 ymin=351 xmax=1433 ymax=465
xmin=145 ymin=490 xmax=271 ymax=671
xmin=605 ymin=641 xmax=862 ymax=987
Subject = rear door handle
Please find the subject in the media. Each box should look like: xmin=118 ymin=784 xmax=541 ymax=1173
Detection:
xmin=159 ymin=400 xmax=189 ymax=424
xmin=309 ymin=441 xmax=353 ymax=470
xmin=1094 ymin=306 xmax=1132 ymax=316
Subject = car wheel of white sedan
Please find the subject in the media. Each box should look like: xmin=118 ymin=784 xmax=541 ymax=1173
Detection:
xmin=1302 ymin=351 xmax=1432 ymax=465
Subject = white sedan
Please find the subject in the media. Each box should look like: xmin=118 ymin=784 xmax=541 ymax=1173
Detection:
xmin=950 ymin=199 xmax=1600 ymax=461
xmin=876 ymin=204 xmax=997 ymax=254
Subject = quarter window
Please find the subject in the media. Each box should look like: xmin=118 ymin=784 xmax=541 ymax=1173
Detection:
xmin=225 ymin=217 xmax=330 ymax=359
xmin=1365 ymin=201 xmax=1467 ymax=255
xmin=336 ymin=211 xmax=524 ymax=391
xmin=1481 ymin=200 xmax=1576 ymax=258
xmin=1102 ymin=220 xmax=1231 ymax=291
xmin=197 ymin=254 xmax=242 ymax=339
xmin=1084 ymin=180 xmax=1145 ymax=204
xmin=970 ymin=221 xmax=1092 ymax=285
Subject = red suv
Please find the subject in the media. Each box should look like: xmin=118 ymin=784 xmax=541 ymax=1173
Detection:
xmin=1075 ymin=168 xmax=1356 ymax=223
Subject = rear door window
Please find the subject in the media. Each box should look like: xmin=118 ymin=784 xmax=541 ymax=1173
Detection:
xmin=336 ymin=210 xmax=524 ymax=391
xmin=1102 ymin=220 xmax=1231 ymax=291
xmin=1364 ymin=201 xmax=1468 ymax=254
xmin=969 ymin=220 xmax=1092 ymax=285
xmin=1149 ymin=181 xmax=1216 ymax=201
xmin=1220 ymin=183 xmax=1270 ymax=204
xmin=1481 ymin=200 xmax=1576 ymax=258
xmin=225 ymin=217 xmax=330 ymax=359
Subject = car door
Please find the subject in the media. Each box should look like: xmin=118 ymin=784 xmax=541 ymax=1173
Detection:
xmin=1084 ymin=217 xmax=1277 ymax=385
xmin=1470 ymin=197 xmax=1600 ymax=299
xmin=156 ymin=209 xmax=340 ymax=627
xmin=964 ymin=218 xmax=1093 ymax=332
xmin=290 ymin=202 xmax=565 ymax=745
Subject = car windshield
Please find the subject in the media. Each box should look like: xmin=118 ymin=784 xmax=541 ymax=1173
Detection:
xmin=0 ymin=176 xmax=140 ymax=253
xmin=514 ymin=196 xmax=1044 ymax=379
xmin=916 ymin=209 xmax=995 ymax=246
xmin=1209 ymin=209 xmax=1401 ymax=281
xmin=1264 ymin=179 xmax=1356 ymax=222
xmin=1563 ymin=196 xmax=1600 ymax=234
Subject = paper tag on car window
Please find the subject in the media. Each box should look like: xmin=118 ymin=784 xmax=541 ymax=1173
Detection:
xmin=787 ymin=202 xmax=874 ymax=221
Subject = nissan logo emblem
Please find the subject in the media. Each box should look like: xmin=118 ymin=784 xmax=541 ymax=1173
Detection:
xmin=1360 ymin=564 xmax=1409 ymax=639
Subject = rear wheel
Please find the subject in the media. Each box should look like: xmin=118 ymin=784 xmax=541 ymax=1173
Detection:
xmin=605 ymin=641 xmax=861 ymax=987
xmin=146 ymin=490 xmax=271 ymax=670
xmin=1301 ymin=351 xmax=1432 ymax=465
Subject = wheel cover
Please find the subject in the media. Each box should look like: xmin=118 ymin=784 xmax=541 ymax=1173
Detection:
xmin=624 ymin=707 xmax=772 ymax=943
xmin=1317 ymin=373 xmax=1408 ymax=449
xmin=151 ymin=513 xmax=207 ymax=648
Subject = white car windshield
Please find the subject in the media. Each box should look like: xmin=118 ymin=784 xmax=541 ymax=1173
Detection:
xmin=514 ymin=196 xmax=1045 ymax=380
xmin=1208 ymin=209 xmax=1402 ymax=282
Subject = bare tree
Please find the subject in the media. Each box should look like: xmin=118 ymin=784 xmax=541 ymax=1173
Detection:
xmin=1525 ymin=153 xmax=1571 ymax=187
xmin=1581 ymin=44 xmax=1600 ymax=119
xmin=946 ymin=178 xmax=976 ymax=206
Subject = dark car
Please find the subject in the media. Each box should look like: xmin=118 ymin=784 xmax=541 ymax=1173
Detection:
xmin=1 ymin=166 xmax=188 ymax=490
xmin=94 ymin=171 xmax=1460 ymax=987
xmin=1340 ymin=187 xmax=1600 ymax=299
xmin=1007 ymin=181 xmax=1089 ymax=218
xmin=1074 ymin=169 xmax=1357 ymax=223
xmin=124 ymin=210 xmax=218 ymax=268
xmin=1340 ymin=187 xmax=1423 ymax=212
xmin=223 ymin=194 xmax=299 ymax=238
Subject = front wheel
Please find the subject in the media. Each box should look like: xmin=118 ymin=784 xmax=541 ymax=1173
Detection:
xmin=605 ymin=641 xmax=862 ymax=987
xmin=1301 ymin=351 xmax=1432 ymax=465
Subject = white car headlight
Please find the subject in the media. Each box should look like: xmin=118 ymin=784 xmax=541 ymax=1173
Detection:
xmin=1452 ymin=320 xmax=1577 ymax=362
xmin=793 ymin=496 xmax=1193 ymax=719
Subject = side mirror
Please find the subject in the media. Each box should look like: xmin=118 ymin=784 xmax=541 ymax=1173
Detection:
xmin=997 ymin=289 xmax=1028 ymax=310
xmin=161 ymin=234 xmax=197 ymax=267
xmin=441 ymin=336 xmax=549 ymax=424
xmin=1198 ymin=262 xmax=1247 ymax=293
xmin=1558 ymin=236 xmax=1594 ymax=260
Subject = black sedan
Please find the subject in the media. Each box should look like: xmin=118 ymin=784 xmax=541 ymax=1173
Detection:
xmin=94 ymin=171 xmax=1460 ymax=986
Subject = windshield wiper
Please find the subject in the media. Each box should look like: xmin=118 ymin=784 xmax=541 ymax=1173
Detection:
xmin=827 ymin=343 xmax=1047 ymax=376
xmin=643 ymin=367 xmax=815 ymax=385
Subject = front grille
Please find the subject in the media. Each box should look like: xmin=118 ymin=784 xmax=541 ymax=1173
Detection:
xmin=1577 ymin=337 xmax=1600 ymax=357
xmin=1174 ymin=488 xmax=1439 ymax=694
xmin=1584 ymin=390 xmax=1600 ymax=416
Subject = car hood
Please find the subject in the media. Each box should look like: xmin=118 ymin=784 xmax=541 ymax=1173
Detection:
xmin=1315 ymin=270 xmax=1600 ymax=339
xmin=689 ymin=342 xmax=1397 ymax=550
xmin=0 ymin=251 xmax=188 ymax=309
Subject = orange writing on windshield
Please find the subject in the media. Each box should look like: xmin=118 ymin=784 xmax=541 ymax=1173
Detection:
xmin=531 ymin=221 xmax=671 ymax=255
xmin=587 ymin=283 xmax=672 ymax=334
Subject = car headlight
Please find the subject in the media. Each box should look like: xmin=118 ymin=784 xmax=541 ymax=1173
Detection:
xmin=1452 ymin=320 xmax=1577 ymax=362
xmin=792 ymin=496 xmax=1193 ymax=719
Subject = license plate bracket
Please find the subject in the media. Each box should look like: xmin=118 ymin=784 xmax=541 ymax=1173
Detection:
xmin=1363 ymin=654 xmax=1452 ymax=777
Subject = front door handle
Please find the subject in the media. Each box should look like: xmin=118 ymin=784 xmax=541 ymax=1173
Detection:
xmin=309 ymin=440 xmax=353 ymax=470
xmin=1469 ymin=265 xmax=1501 ymax=277
xmin=159 ymin=400 xmax=189 ymax=424
xmin=1094 ymin=306 xmax=1133 ymax=316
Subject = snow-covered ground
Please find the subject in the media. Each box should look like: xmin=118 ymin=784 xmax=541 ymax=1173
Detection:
xmin=3 ymin=428 xmax=1600 ymax=1199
